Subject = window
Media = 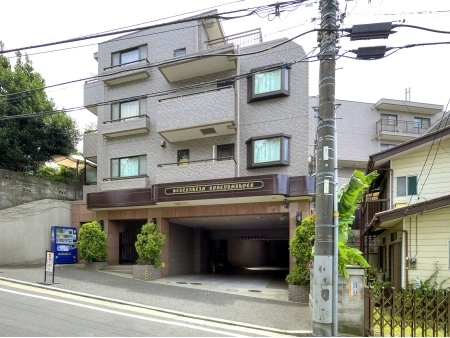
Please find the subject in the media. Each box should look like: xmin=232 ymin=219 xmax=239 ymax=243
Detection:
xmin=397 ymin=175 xmax=417 ymax=196
xmin=380 ymin=143 xmax=396 ymax=151
xmin=177 ymin=149 xmax=189 ymax=165
xmin=85 ymin=162 xmax=97 ymax=185
xmin=247 ymin=64 xmax=290 ymax=103
xmin=111 ymin=98 xmax=146 ymax=121
xmin=112 ymin=45 xmax=147 ymax=67
xmin=381 ymin=114 xmax=397 ymax=125
xmin=217 ymin=144 xmax=234 ymax=161
xmin=246 ymin=134 xmax=291 ymax=169
xmin=414 ymin=117 xmax=430 ymax=129
xmin=111 ymin=155 xmax=146 ymax=178
xmin=174 ymin=48 xmax=186 ymax=57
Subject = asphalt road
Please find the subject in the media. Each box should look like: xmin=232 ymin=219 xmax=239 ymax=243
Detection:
xmin=0 ymin=280 xmax=294 ymax=337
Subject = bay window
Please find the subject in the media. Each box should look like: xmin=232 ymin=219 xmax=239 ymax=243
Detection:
xmin=111 ymin=155 xmax=147 ymax=178
xmin=247 ymin=64 xmax=290 ymax=103
xmin=246 ymin=134 xmax=290 ymax=169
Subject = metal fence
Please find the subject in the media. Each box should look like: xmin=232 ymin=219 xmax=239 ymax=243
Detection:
xmin=365 ymin=286 xmax=450 ymax=337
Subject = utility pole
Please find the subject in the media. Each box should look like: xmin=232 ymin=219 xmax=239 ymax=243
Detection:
xmin=313 ymin=0 xmax=339 ymax=336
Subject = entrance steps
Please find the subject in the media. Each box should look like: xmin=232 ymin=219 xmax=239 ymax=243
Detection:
xmin=102 ymin=264 xmax=134 ymax=274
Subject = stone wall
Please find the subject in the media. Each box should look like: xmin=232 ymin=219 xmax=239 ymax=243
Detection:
xmin=0 ymin=169 xmax=81 ymax=210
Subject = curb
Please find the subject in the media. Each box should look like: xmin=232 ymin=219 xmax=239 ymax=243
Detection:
xmin=0 ymin=276 xmax=312 ymax=336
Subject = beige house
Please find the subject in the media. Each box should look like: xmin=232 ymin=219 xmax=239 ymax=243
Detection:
xmin=363 ymin=125 xmax=450 ymax=289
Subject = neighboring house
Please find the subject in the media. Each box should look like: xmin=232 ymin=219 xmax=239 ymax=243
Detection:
xmin=362 ymin=125 xmax=450 ymax=289
xmin=309 ymin=96 xmax=444 ymax=188
xmin=76 ymin=10 xmax=313 ymax=277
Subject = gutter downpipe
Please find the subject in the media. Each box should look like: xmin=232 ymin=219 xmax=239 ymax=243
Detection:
xmin=402 ymin=229 xmax=409 ymax=288
xmin=235 ymin=45 xmax=240 ymax=177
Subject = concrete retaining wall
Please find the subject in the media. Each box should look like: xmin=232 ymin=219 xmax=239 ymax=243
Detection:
xmin=0 ymin=199 xmax=72 ymax=265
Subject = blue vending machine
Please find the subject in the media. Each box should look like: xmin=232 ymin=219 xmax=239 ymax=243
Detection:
xmin=51 ymin=226 xmax=77 ymax=264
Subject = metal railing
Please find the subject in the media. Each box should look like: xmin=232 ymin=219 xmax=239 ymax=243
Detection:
xmin=157 ymin=157 xmax=235 ymax=168
xmin=103 ymin=114 xmax=149 ymax=124
xmin=376 ymin=119 xmax=431 ymax=135
xmin=102 ymin=175 xmax=149 ymax=182
xmin=103 ymin=58 xmax=150 ymax=71
xmin=365 ymin=286 xmax=450 ymax=337
xmin=206 ymin=29 xmax=262 ymax=49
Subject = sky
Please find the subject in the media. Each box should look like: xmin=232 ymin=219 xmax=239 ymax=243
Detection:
xmin=1 ymin=0 xmax=450 ymax=150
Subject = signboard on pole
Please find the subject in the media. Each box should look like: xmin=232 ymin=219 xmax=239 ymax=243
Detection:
xmin=46 ymin=251 xmax=55 ymax=273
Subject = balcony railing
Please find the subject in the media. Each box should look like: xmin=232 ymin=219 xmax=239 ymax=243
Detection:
xmin=376 ymin=119 xmax=430 ymax=135
xmin=157 ymin=157 xmax=235 ymax=167
xmin=158 ymin=85 xmax=234 ymax=103
xmin=207 ymin=29 xmax=262 ymax=49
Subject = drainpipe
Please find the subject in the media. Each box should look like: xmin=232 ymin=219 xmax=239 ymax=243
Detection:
xmin=401 ymin=229 xmax=409 ymax=288
xmin=235 ymin=45 xmax=240 ymax=177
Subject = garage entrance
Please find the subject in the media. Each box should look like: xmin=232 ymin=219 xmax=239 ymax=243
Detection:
xmin=167 ymin=213 xmax=290 ymax=283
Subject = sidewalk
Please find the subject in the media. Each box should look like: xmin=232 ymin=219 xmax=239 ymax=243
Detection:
xmin=0 ymin=264 xmax=312 ymax=336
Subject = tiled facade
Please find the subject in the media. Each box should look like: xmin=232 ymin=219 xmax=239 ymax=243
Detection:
xmin=74 ymin=11 xmax=313 ymax=277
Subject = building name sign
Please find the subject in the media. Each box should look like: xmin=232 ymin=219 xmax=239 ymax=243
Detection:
xmin=165 ymin=181 xmax=264 ymax=195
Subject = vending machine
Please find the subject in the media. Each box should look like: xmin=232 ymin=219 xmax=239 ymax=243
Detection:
xmin=50 ymin=226 xmax=77 ymax=264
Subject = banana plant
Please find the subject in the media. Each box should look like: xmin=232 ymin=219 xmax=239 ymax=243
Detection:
xmin=337 ymin=169 xmax=378 ymax=278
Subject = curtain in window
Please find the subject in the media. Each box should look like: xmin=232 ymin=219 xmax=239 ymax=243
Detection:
xmin=121 ymin=49 xmax=140 ymax=64
xmin=254 ymin=138 xmax=281 ymax=163
xmin=120 ymin=157 xmax=139 ymax=177
xmin=120 ymin=101 xmax=140 ymax=119
xmin=254 ymin=69 xmax=281 ymax=95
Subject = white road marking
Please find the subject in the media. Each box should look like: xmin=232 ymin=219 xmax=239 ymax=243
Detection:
xmin=0 ymin=287 xmax=247 ymax=337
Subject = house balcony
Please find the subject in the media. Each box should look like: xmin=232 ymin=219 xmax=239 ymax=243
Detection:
xmin=84 ymin=80 xmax=104 ymax=115
xmin=376 ymin=119 xmax=430 ymax=142
xmin=100 ymin=59 xmax=151 ymax=86
xmin=83 ymin=131 xmax=98 ymax=158
xmin=101 ymin=115 xmax=150 ymax=138
xmin=100 ymin=175 xmax=150 ymax=192
xmin=156 ymin=157 xmax=236 ymax=184
xmin=157 ymin=87 xmax=236 ymax=142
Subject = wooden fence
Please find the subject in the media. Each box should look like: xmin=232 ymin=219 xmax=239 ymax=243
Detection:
xmin=365 ymin=286 xmax=450 ymax=337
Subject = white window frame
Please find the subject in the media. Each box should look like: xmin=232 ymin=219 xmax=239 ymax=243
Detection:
xmin=396 ymin=175 xmax=418 ymax=197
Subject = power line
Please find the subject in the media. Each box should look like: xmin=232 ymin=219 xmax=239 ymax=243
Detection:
xmin=0 ymin=0 xmax=308 ymax=55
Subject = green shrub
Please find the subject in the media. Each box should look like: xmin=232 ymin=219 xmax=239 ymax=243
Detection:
xmin=76 ymin=221 xmax=107 ymax=263
xmin=286 ymin=215 xmax=315 ymax=286
xmin=134 ymin=222 xmax=166 ymax=267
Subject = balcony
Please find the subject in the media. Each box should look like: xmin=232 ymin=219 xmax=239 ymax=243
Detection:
xmin=156 ymin=157 xmax=236 ymax=184
xmin=101 ymin=115 xmax=150 ymax=138
xmin=84 ymin=80 xmax=103 ymax=115
xmin=100 ymin=59 xmax=151 ymax=86
xmin=207 ymin=28 xmax=262 ymax=49
xmin=83 ymin=131 xmax=98 ymax=158
xmin=375 ymin=98 xmax=443 ymax=115
xmin=376 ymin=119 xmax=430 ymax=142
xmin=157 ymin=87 xmax=236 ymax=142
xmin=100 ymin=175 xmax=150 ymax=192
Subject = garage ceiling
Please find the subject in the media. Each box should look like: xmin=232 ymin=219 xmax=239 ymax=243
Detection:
xmin=169 ymin=213 xmax=290 ymax=230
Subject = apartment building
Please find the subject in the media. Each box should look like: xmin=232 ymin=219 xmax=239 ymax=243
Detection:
xmin=73 ymin=11 xmax=313 ymax=277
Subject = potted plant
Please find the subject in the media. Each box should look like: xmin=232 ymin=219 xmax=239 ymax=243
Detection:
xmin=76 ymin=221 xmax=107 ymax=270
xmin=286 ymin=215 xmax=315 ymax=304
xmin=133 ymin=221 xmax=166 ymax=281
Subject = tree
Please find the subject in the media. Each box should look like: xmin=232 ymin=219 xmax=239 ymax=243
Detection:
xmin=286 ymin=215 xmax=315 ymax=286
xmin=135 ymin=222 xmax=166 ymax=267
xmin=0 ymin=42 xmax=80 ymax=173
xmin=76 ymin=221 xmax=108 ymax=263
xmin=35 ymin=164 xmax=77 ymax=184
